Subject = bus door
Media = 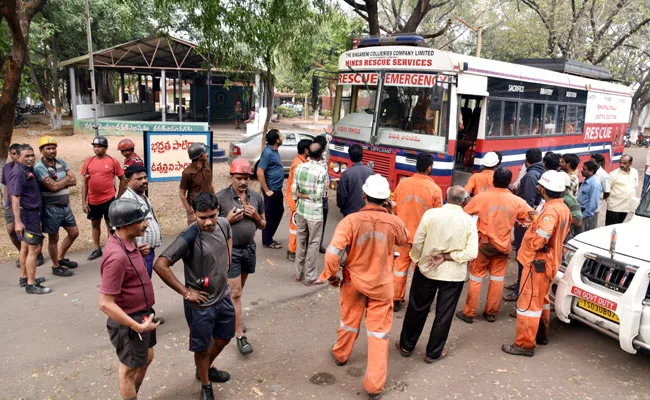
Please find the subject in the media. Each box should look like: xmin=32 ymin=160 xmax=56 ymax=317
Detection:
xmin=453 ymin=95 xmax=484 ymax=185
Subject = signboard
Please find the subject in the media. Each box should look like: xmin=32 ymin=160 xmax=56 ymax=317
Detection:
xmin=338 ymin=72 xmax=379 ymax=86
xmin=583 ymin=92 xmax=632 ymax=143
xmin=487 ymin=77 xmax=588 ymax=104
xmin=384 ymin=73 xmax=439 ymax=88
xmin=74 ymin=119 xmax=209 ymax=136
xmin=339 ymin=46 xmax=454 ymax=72
xmin=144 ymin=131 xmax=213 ymax=182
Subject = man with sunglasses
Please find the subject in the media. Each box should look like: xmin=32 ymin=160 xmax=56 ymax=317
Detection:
xmin=34 ymin=136 xmax=78 ymax=277
xmin=154 ymin=192 xmax=234 ymax=400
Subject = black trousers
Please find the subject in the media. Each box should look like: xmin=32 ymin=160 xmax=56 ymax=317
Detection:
xmin=319 ymin=197 xmax=329 ymax=249
xmin=262 ymin=190 xmax=284 ymax=246
xmin=399 ymin=267 xmax=464 ymax=359
xmin=605 ymin=210 xmax=627 ymax=226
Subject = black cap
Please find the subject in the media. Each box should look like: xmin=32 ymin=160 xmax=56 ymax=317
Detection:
xmin=91 ymin=136 xmax=109 ymax=147
xmin=108 ymin=198 xmax=147 ymax=228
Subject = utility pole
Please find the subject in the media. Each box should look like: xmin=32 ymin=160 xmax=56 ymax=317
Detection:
xmin=84 ymin=0 xmax=99 ymax=136
xmin=454 ymin=16 xmax=483 ymax=58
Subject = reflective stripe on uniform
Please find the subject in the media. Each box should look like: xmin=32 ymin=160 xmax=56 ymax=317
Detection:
xmin=469 ymin=273 xmax=483 ymax=282
xmin=517 ymin=309 xmax=542 ymax=318
xmin=535 ymin=228 xmax=551 ymax=239
xmin=367 ymin=330 xmax=389 ymax=339
xmin=289 ymin=229 xmax=297 ymax=235
xmin=393 ymin=269 xmax=408 ymax=277
xmin=542 ymin=304 xmax=551 ymax=310
xmin=340 ymin=321 xmax=359 ymax=333
xmin=327 ymin=245 xmax=344 ymax=256
xmin=489 ymin=275 xmax=505 ymax=282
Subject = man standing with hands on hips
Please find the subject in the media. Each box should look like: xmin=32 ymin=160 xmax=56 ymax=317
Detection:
xmin=98 ymin=198 xmax=160 ymax=399
xmin=154 ymin=192 xmax=234 ymax=400
xmin=257 ymin=129 xmax=284 ymax=249
xmin=216 ymin=158 xmax=265 ymax=355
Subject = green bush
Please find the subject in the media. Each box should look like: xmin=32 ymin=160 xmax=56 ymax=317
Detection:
xmin=322 ymin=109 xmax=332 ymax=119
xmin=276 ymin=105 xmax=298 ymax=118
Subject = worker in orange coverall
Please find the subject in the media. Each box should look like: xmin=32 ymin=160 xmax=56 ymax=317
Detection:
xmin=392 ymin=152 xmax=442 ymax=312
xmin=502 ymin=170 xmax=571 ymax=357
xmin=320 ymin=174 xmax=409 ymax=399
xmin=464 ymin=151 xmax=500 ymax=196
xmin=284 ymin=138 xmax=312 ymax=262
xmin=456 ymin=167 xmax=532 ymax=324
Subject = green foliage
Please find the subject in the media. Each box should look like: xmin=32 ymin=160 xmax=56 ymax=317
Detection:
xmin=322 ymin=109 xmax=332 ymax=119
xmin=275 ymin=104 xmax=298 ymax=118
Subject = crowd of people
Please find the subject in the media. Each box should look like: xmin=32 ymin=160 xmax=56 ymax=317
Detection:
xmin=1 ymin=130 xmax=646 ymax=400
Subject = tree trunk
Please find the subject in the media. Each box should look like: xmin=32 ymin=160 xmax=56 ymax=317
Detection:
xmin=262 ymin=70 xmax=274 ymax=152
xmin=630 ymin=103 xmax=642 ymax=136
xmin=367 ymin=0 xmax=380 ymax=35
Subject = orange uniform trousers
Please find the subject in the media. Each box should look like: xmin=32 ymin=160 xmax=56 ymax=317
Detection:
xmin=288 ymin=209 xmax=298 ymax=253
xmin=461 ymin=250 xmax=508 ymax=317
xmin=393 ymin=244 xmax=412 ymax=302
xmin=514 ymin=265 xmax=552 ymax=350
xmin=332 ymin=278 xmax=393 ymax=395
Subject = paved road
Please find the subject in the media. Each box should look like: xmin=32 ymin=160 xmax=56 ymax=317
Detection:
xmin=1 ymin=146 xmax=649 ymax=400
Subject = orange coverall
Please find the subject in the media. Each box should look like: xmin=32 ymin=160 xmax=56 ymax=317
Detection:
xmin=461 ymin=188 xmax=532 ymax=317
xmin=320 ymin=204 xmax=409 ymax=395
xmin=285 ymin=154 xmax=307 ymax=254
xmin=514 ymin=198 xmax=570 ymax=350
xmin=393 ymin=174 xmax=442 ymax=302
xmin=465 ymin=168 xmax=495 ymax=196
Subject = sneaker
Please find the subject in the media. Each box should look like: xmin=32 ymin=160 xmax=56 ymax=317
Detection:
xmin=455 ymin=311 xmax=474 ymax=324
xmin=58 ymin=258 xmax=78 ymax=269
xmin=195 ymin=367 xmax=230 ymax=383
xmin=501 ymin=344 xmax=534 ymax=357
xmin=483 ymin=312 xmax=497 ymax=323
xmin=19 ymin=277 xmax=46 ymax=287
xmin=37 ymin=252 xmax=44 ymax=266
xmin=52 ymin=266 xmax=74 ymax=277
xmin=25 ymin=283 xmax=52 ymax=294
xmin=237 ymin=336 xmax=254 ymax=355
xmin=200 ymin=384 xmax=215 ymax=400
xmin=87 ymin=248 xmax=102 ymax=261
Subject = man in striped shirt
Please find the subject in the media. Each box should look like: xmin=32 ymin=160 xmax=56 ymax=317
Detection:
xmin=291 ymin=142 xmax=328 ymax=286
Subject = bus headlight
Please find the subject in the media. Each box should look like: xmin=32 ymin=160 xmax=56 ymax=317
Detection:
xmin=332 ymin=162 xmax=341 ymax=173
xmin=561 ymin=243 xmax=577 ymax=272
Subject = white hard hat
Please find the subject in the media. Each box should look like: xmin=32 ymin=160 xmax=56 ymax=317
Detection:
xmin=482 ymin=152 xmax=499 ymax=167
xmin=557 ymin=171 xmax=571 ymax=188
xmin=538 ymin=170 xmax=565 ymax=192
xmin=363 ymin=174 xmax=391 ymax=200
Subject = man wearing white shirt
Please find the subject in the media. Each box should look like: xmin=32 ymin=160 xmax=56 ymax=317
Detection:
xmin=397 ymin=186 xmax=478 ymax=363
xmin=591 ymin=153 xmax=611 ymax=200
xmin=606 ymin=154 xmax=638 ymax=225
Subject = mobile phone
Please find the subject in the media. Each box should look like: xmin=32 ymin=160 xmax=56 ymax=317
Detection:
xmin=532 ymin=259 xmax=546 ymax=273
xmin=152 ymin=316 xmax=160 ymax=323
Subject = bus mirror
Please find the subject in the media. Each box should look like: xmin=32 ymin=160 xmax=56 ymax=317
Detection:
xmin=311 ymin=76 xmax=319 ymax=110
xmin=429 ymin=85 xmax=444 ymax=111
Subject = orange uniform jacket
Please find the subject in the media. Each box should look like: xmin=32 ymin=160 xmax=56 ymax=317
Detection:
xmin=516 ymin=198 xmax=571 ymax=279
xmin=320 ymin=205 xmax=409 ymax=301
xmin=465 ymin=169 xmax=495 ymax=196
xmin=464 ymin=187 xmax=532 ymax=254
xmin=393 ymin=174 xmax=442 ymax=243
xmin=285 ymin=154 xmax=307 ymax=211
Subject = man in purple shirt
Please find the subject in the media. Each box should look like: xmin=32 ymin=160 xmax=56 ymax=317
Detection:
xmin=9 ymin=144 xmax=49 ymax=294
xmin=2 ymin=143 xmax=22 ymax=263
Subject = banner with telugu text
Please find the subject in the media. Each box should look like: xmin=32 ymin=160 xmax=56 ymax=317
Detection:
xmin=144 ymin=131 xmax=212 ymax=182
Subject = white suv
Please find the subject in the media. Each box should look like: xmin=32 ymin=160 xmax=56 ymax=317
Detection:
xmin=553 ymin=190 xmax=650 ymax=354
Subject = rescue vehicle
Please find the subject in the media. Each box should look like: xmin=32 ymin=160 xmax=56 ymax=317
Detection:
xmin=328 ymin=35 xmax=632 ymax=192
xmin=553 ymin=190 xmax=650 ymax=354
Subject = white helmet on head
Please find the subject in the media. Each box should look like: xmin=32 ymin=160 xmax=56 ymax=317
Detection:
xmin=557 ymin=171 xmax=571 ymax=188
xmin=538 ymin=170 xmax=565 ymax=192
xmin=482 ymin=152 xmax=499 ymax=167
xmin=363 ymin=174 xmax=391 ymax=200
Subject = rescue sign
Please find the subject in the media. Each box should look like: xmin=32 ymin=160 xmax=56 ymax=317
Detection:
xmin=338 ymin=73 xmax=379 ymax=85
xmin=384 ymin=73 xmax=439 ymax=88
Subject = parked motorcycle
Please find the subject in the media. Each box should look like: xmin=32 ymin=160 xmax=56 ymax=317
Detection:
xmin=14 ymin=112 xmax=30 ymax=129
xmin=636 ymin=133 xmax=649 ymax=147
xmin=624 ymin=134 xmax=631 ymax=147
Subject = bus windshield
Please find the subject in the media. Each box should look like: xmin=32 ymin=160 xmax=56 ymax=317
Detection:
xmin=334 ymin=84 xmax=378 ymax=121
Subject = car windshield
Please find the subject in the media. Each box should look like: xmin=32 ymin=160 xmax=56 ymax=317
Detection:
xmin=635 ymin=190 xmax=650 ymax=218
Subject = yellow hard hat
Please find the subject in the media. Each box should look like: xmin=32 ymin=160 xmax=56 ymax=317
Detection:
xmin=38 ymin=136 xmax=57 ymax=149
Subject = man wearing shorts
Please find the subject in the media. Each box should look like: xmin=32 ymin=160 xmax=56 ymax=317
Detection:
xmin=216 ymin=158 xmax=265 ymax=355
xmin=99 ymin=198 xmax=160 ymax=399
xmin=34 ymin=136 xmax=78 ymax=277
xmin=154 ymin=192 xmax=234 ymax=400
xmin=2 ymin=143 xmax=22 ymax=266
xmin=81 ymin=136 xmax=125 ymax=260
xmin=9 ymin=144 xmax=48 ymax=293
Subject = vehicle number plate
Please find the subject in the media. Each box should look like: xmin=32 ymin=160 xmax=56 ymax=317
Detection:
xmin=577 ymin=299 xmax=620 ymax=324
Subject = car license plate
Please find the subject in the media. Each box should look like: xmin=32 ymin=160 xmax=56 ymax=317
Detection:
xmin=577 ymin=299 xmax=620 ymax=324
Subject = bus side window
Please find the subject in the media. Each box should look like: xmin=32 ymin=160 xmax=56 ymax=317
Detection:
xmin=486 ymin=100 xmax=502 ymax=137
xmin=532 ymin=104 xmax=543 ymax=135
xmin=566 ymin=105 xmax=578 ymax=133
xmin=544 ymin=104 xmax=558 ymax=134
xmin=503 ymin=101 xmax=517 ymax=136
xmin=518 ymin=103 xmax=532 ymax=136
xmin=557 ymin=105 xmax=567 ymax=134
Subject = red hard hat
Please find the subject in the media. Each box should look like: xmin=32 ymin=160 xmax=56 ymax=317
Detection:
xmin=230 ymin=158 xmax=252 ymax=175
xmin=117 ymin=138 xmax=136 ymax=151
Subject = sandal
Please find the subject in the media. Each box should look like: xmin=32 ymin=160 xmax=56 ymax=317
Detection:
xmin=424 ymin=351 xmax=448 ymax=364
xmin=395 ymin=342 xmax=412 ymax=357
xmin=264 ymin=241 xmax=282 ymax=249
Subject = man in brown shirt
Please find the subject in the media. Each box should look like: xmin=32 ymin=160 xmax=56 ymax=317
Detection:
xmin=180 ymin=143 xmax=214 ymax=224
